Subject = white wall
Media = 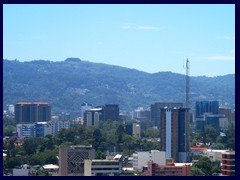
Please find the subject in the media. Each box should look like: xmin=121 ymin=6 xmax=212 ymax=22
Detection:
xmin=166 ymin=110 xmax=172 ymax=158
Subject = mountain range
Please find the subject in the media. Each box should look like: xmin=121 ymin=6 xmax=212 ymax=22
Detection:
xmin=3 ymin=58 xmax=235 ymax=116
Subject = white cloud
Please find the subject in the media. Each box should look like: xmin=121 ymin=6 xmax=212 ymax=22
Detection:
xmin=221 ymin=36 xmax=235 ymax=40
xmin=205 ymin=56 xmax=235 ymax=61
xmin=121 ymin=23 xmax=162 ymax=30
xmin=136 ymin=26 xmax=160 ymax=30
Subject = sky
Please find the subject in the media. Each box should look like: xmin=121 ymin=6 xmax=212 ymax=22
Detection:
xmin=3 ymin=4 xmax=235 ymax=77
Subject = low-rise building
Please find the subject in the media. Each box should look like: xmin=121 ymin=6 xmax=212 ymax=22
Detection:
xmin=147 ymin=161 xmax=191 ymax=176
xmin=84 ymin=159 xmax=122 ymax=176
xmin=133 ymin=150 xmax=166 ymax=171
xmin=221 ymin=151 xmax=235 ymax=176
xmin=203 ymin=149 xmax=229 ymax=162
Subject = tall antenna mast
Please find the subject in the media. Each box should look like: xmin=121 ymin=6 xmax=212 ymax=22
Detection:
xmin=186 ymin=59 xmax=190 ymax=108
xmin=184 ymin=59 xmax=190 ymax=162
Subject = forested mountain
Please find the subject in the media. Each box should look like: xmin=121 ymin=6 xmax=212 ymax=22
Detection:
xmin=3 ymin=58 xmax=235 ymax=115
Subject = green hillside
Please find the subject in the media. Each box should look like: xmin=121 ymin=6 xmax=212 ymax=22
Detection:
xmin=3 ymin=58 xmax=235 ymax=116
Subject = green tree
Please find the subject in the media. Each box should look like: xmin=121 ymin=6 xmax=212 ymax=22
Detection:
xmin=92 ymin=129 xmax=104 ymax=151
xmin=122 ymin=134 xmax=136 ymax=156
xmin=195 ymin=156 xmax=212 ymax=176
xmin=190 ymin=166 xmax=205 ymax=176
xmin=23 ymin=137 xmax=42 ymax=155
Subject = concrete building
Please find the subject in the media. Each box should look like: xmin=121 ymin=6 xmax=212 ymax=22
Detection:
xmin=84 ymin=155 xmax=123 ymax=176
xmin=132 ymin=107 xmax=150 ymax=120
xmin=15 ymin=102 xmax=51 ymax=123
xmin=147 ymin=161 xmax=190 ymax=176
xmin=219 ymin=117 xmax=229 ymax=130
xmin=35 ymin=122 xmax=52 ymax=137
xmin=205 ymin=114 xmax=224 ymax=127
xmin=58 ymin=145 xmax=95 ymax=176
xmin=133 ymin=150 xmax=166 ymax=171
xmin=195 ymin=117 xmax=205 ymax=132
xmin=150 ymin=102 xmax=183 ymax=128
xmin=16 ymin=124 xmax=36 ymax=138
xmin=8 ymin=104 xmax=15 ymax=114
xmin=42 ymin=164 xmax=59 ymax=176
xmin=221 ymin=151 xmax=235 ymax=176
xmin=13 ymin=169 xmax=30 ymax=176
xmin=203 ymin=149 xmax=229 ymax=162
xmin=84 ymin=108 xmax=103 ymax=127
xmin=125 ymin=121 xmax=141 ymax=138
xmin=219 ymin=107 xmax=232 ymax=122
xmin=159 ymin=107 xmax=190 ymax=162
xmin=80 ymin=102 xmax=93 ymax=118
xmin=16 ymin=120 xmax=79 ymax=138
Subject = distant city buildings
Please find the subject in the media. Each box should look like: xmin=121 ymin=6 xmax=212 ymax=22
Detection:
xmin=84 ymin=108 xmax=103 ymax=127
xmin=125 ymin=121 xmax=141 ymax=138
xmin=16 ymin=120 xmax=79 ymax=138
xmin=132 ymin=107 xmax=151 ymax=130
xmin=103 ymin=104 xmax=119 ymax=121
xmin=15 ymin=102 xmax=51 ymax=123
xmin=83 ymin=104 xmax=119 ymax=127
xmin=195 ymin=101 xmax=219 ymax=118
xmin=80 ymin=102 xmax=93 ymax=118
xmin=194 ymin=101 xmax=234 ymax=131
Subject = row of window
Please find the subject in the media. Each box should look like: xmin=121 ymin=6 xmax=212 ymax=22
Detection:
xmin=92 ymin=168 xmax=119 ymax=171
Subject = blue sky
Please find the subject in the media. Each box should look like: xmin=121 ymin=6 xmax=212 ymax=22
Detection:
xmin=3 ymin=4 xmax=235 ymax=77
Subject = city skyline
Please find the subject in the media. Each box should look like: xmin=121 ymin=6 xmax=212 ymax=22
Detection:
xmin=3 ymin=4 xmax=235 ymax=77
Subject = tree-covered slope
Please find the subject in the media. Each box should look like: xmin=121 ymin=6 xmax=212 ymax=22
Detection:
xmin=3 ymin=58 xmax=235 ymax=115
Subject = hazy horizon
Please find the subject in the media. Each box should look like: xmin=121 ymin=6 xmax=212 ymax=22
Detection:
xmin=3 ymin=4 xmax=235 ymax=77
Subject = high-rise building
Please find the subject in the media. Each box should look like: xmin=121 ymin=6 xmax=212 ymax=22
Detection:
xmin=15 ymin=102 xmax=51 ymax=123
xmin=195 ymin=101 xmax=219 ymax=118
xmin=159 ymin=107 xmax=190 ymax=163
xmin=84 ymin=108 xmax=103 ymax=127
xmin=103 ymin=104 xmax=119 ymax=121
xmin=150 ymin=102 xmax=183 ymax=128
xmin=80 ymin=102 xmax=93 ymax=118
xmin=58 ymin=145 xmax=95 ymax=176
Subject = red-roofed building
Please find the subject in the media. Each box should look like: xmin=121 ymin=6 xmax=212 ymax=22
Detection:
xmin=146 ymin=161 xmax=190 ymax=176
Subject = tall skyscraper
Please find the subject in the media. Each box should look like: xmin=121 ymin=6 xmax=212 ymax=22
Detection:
xmin=150 ymin=102 xmax=183 ymax=129
xmin=15 ymin=102 xmax=51 ymax=123
xmin=159 ymin=107 xmax=190 ymax=163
